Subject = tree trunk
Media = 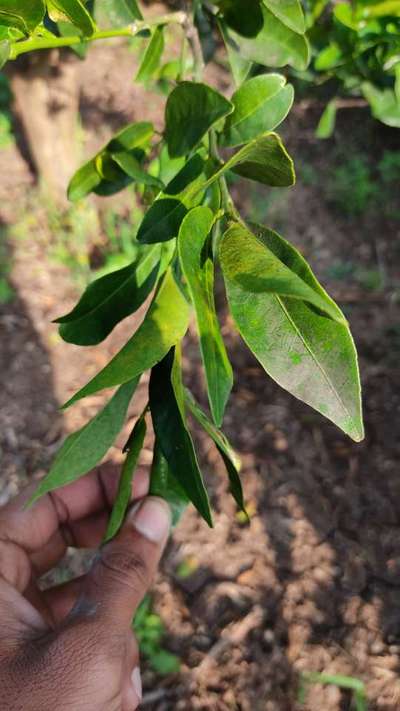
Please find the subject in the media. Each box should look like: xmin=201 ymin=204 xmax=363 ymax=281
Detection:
xmin=10 ymin=49 xmax=80 ymax=205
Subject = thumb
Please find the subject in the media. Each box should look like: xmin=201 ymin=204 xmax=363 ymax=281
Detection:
xmin=79 ymin=496 xmax=171 ymax=632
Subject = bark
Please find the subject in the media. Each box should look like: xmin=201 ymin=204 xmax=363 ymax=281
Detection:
xmin=9 ymin=49 xmax=80 ymax=205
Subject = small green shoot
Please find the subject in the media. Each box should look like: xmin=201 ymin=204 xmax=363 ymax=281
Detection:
xmin=133 ymin=596 xmax=180 ymax=675
xmin=299 ymin=671 xmax=367 ymax=711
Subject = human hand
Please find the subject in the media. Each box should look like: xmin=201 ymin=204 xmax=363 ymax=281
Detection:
xmin=0 ymin=468 xmax=171 ymax=710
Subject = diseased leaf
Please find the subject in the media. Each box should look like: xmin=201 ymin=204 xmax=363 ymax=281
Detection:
xmin=229 ymin=6 xmax=310 ymax=71
xmin=56 ymin=245 xmax=162 ymax=345
xmin=150 ymin=438 xmax=189 ymax=526
xmin=222 ymin=73 xmax=294 ymax=147
xmin=185 ymin=389 xmax=246 ymax=515
xmin=63 ymin=269 xmax=190 ymax=407
xmin=150 ymin=349 xmax=212 ymax=526
xmin=224 ymin=132 xmax=295 ymax=187
xmin=220 ymin=223 xmax=364 ymax=441
xmin=137 ymin=153 xmax=207 ymax=243
xmin=263 ymin=0 xmax=305 ymax=35
xmin=316 ymin=99 xmax=337 ymax=139
xmin=30 ymin=379 xmax=139 ymax=504
xmin=0 ymin=0 xmax=45 ymax=35
xmin=178 ymin=206 xmax=233 ymax=426
xmin=165 ymin=82 xmax=233 ymax=157
xmin=220 ymin=222 xmax=345 ymax=323
xmin=136 ymin=25 xmax=165 ymax=83
xmin=105 ymin=414 xmax=147 ymax=540
xmin=47 ymin=0 xmax=95 ymax=36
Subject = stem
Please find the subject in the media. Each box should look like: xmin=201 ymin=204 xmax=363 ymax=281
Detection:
xmin=208 ymin=129 xmax=241 ymax=222
xmin=183 ymin=2 xmax=204 ymax=82
xmin=9 ymin=12 xmax=186 ymax=59
xmin=178 ymin=31 xmax=188 ymax=82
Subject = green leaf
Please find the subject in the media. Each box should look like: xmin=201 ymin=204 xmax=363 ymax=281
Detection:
xmin=185 ymin=389 xmax=246 ymax=515
xmin=47 ymin=0 xmax=95 ymax=36
xmin=220 ymin=223 xmax=364 ymax=442
xmin=137 ymin=198 xmax=188 ymax=244
xmin=395 ymin=65 xmax=400 ymax=104
xmin=165 ymin=82 xmax=233 ymax=158
xmin=136 ymin=25 xmax=165 ymax=83
xmin=111 ymin=151 xmax=164 ymax=189
xmin=156 ymin=144 xmax=186 ymax=184
xmin=107 ymin=122 xmax=154 ymax=151
xmin=316 ymin=99 xmax=337 ymax=139
xmin=310 ymin=0 xmax=330 ymax=20
xmin=56 ymin=245 xmax=162 ymax=345
xmin=314 ymin=43 xmax=345 ymax=71
xmin=222 ymin=73 xmax=294 ymax=147
xmin=105 ymin=414 xmax=147 ymax=541
xmin=0 ymin=0 xmax=45 ymax=34
xmin=216 ymin=0 xmax=264 ymax=37
xmin=93 ymin=174 xmax=133 ymax=197
xmin=96 ymin=151 xmax=124 ymax=181
xmin=63 ymin=269 xmax=190 ymax=407
xmin=263 ymin=0 xmax=305 ymax=34
xmin=94 ymin=0 xmax=143 ymax=24
xmin=0 ymin=39 xmax=9 ymax=68
xmin=150 ymin=438 xmax=189 ymax=526
xmin=361 ymin=1 xmax=400 ymax=19
xmin=178 ymin=206 xmax=232 ymax=426
xmin=224 ymin=132 xmax=295 ymax=187
xmin=67 ymin=122 xmax=154 ymax=201
xmin=229 ymin=6 xmax=310 ymax=70
xmin=333 ymin=3 xmax=358 ymax=29
xmin=67 ymin=157 xmax=101 ymax=201
xmin=150 ymin=349 xmax=212 ymax=527
xmin=150 ymin=650 xmax=180 ymax=675
xmin=91 ymin=152 xmax=134 ymax=195
xmin=362 ymin=82 xmax=400 ymax=128
xmin=219 ymin=20 xmax=252 ymax=86
xmin=30 ymin=379 xmax=138 ymax=504
xmin=137 ymin=153 xmax=207 ymax=243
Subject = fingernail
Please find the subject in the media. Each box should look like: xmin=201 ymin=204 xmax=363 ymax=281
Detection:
xmin=130 ymin=497 xmax=171 ymax=543
xmin=131 ymin=666 xmax=142 ymax=700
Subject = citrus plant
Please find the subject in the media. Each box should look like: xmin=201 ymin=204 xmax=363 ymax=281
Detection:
xmin=302 ymin=0 xmax=400 ymax=136
xmin=1 ymin=0 xmax=364 ymax=531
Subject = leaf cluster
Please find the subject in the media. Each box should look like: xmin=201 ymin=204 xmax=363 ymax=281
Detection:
xmin=303 ymin=0 xmax=400 ymax=134
xmin=11 ymin=0 xmax=364 ymax=530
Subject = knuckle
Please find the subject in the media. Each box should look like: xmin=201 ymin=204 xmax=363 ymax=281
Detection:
xmin=99 ymin=546 xmax=150 ymax=591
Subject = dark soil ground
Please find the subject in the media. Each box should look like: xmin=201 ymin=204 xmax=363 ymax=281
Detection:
xmin=1 ymin=37 xmax=400 ymax=711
